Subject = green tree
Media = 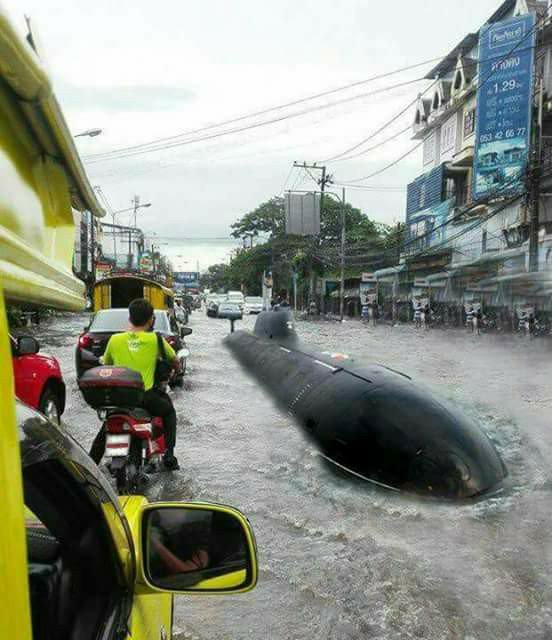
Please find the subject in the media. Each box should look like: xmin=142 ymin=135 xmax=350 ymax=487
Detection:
xmin=200 ymin=263 xmax=230 ymax=292
xmin=230 ymin=197 xmax=285 ymax=239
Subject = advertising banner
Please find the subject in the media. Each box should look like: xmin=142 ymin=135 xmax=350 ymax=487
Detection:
xmin=173 ymin=271 xmax=200 ymax=287
xmin=473 ymin=14 xmax=536 ymax=201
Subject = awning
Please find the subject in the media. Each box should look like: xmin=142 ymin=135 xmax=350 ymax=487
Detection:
xmin=374 ymin=264 xmax=405 ymax=280
xmin=426 ymin=271 xmax=450 ymax=283
xmin=476 ymin=271 xmax=552 ymax=287
xmin=451 ymin=247 xmax=525 ymax=271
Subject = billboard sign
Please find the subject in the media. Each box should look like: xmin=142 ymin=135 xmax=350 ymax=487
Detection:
xmin=285 ymin=192 xmax=321 ymax=236
xmin=173 ymin=271 xmax=200 ymax=288
xmin=472 ymin=14 xmax=535 ymax=201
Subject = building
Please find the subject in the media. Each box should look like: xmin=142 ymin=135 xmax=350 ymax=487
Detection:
xmin=377 ymin=0 xmax=552 ymax=318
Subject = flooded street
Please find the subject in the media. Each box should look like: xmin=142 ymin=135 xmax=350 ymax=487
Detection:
xmin=35 ymin=311 xmax=552 ymax=640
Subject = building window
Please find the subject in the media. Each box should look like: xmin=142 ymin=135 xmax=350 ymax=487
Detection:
xmin=423 ymin=133 xmax=436 ymax=165
xmin=464 ymin=108 xmax=475 ymax=138
xmin=455 ymin=173 xmax=468 ymax=207
xmin=441 ymin=116 xmax=457 ymax=154
xmin=453 ymin=69 xmax=463 ymax=92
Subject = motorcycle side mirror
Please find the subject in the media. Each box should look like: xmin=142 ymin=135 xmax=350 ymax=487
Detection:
xmin=17 ymin=336 xmax=40 ymax=355
xmin=180 ymin=327 xmax=192 ymax=337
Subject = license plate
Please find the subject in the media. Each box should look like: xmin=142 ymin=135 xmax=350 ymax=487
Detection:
xmin=106 ymin=434 xmax=130 ymax=457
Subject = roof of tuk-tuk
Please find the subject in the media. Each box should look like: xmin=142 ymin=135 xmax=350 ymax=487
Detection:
xmin=94 ymin=274 xmax=175 ymax=296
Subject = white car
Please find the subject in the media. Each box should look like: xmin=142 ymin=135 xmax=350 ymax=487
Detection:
xmin=217 ymin=301 xmax=243 ymax=319
xmin=244 ymin=296 xmax=263 ymax=314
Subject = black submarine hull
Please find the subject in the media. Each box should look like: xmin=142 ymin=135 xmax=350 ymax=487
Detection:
xmin=224 ymin=311 xmax=507 ymax=499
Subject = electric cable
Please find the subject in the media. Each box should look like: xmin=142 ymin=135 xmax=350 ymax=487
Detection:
xmin=84 ymin=56 xmax=443 ymax=162
xmin=85 ymin=77 xmax=427 ymax=165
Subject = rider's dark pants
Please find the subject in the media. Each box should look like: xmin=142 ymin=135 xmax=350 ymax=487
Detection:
xmin=143 ymin=388 xmax=177 ymax=451
xmin=89 ymin=388 xmax=177 ymax=464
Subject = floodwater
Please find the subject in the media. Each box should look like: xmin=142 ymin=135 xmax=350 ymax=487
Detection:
xmin=34 ymin=311 xmax=552 ymax=639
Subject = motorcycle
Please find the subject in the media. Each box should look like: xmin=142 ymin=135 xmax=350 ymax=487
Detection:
xmin=78 ymin=351 xmax=186 ymax=493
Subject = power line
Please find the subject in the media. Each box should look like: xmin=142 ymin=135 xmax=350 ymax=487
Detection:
xmin=84 ymin=56 xmax=443 ymax=163
xmin=85 ymin=77 xmax=427 ymax=165
xmin=318 ymin=79 xmax=439 ymax=164
xmin=326 ymin=125 xmax=412 ymax=164
xmin=335 ymin=140 xmax=424 ymax=185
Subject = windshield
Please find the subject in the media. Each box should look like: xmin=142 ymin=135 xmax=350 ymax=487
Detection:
xmin=89 ymin=310 xmax=169 ymax=333
xmin=245 ymin=297 xmax=262 ymax=303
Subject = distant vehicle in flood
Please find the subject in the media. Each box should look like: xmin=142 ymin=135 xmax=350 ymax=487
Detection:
xmin=244 ymin=296 xmax=263 ymax=314
xmin=217 ymin=301 xmax=243 ymax=320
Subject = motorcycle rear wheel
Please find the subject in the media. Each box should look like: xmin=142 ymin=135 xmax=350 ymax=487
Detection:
xmin=115 ymin=438 xmax=143 ymax=494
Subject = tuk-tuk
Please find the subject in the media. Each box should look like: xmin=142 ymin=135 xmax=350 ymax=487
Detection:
xmin=0 ymin=10 xmax=257 ymax=639
xmin=93 ymin=275 xmax=175 ymax=312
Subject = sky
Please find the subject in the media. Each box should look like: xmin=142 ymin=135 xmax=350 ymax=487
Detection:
xmin=6 ymin=0 xmax=504 ymax=264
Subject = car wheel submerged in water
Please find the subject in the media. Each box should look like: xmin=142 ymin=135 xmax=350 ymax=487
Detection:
xmin=38 ymin=387 xmax=62 ymax=424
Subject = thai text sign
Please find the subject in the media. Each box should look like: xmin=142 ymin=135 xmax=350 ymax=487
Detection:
xmin=173 ymin=271 xmax=199 ymax=287
xmin=473 ymin=14 xmax=535 ymax=201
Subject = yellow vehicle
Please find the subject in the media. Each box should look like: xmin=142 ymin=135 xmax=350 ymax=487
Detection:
xmin=93 ymin=275 xmax=175 ymax=312
xmin=0 ymin=9 xmax=257 ymax=640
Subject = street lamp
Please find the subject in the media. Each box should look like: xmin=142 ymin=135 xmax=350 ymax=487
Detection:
xmin=111 ymin=203 xmax=152 ymax=218
xmin=74 ymin=128 xmax=103 ymax=138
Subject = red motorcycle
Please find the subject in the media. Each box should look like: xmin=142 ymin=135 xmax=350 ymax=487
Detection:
xmin=79 ymin=365 xmax=168 ymax=493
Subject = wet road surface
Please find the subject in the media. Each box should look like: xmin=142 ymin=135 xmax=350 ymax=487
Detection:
xmin=34 ymin=311 xmax=552 ymax=639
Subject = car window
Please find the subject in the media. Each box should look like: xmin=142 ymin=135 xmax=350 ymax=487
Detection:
xmin=154 ymin=311 xmax=170 ymax=332
xmin=89 ymin=310 xmax=129 ymax=332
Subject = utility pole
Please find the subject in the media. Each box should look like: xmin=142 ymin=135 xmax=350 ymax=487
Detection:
xmin=528 ymin=75 xmax=544 ymax=272
xmin=339 ymin=187 xmax=346 ymax=322
xmin=132 ymin=195 xmax=140 ymax=228
xmin=293 ymin=162 xmax=331 ymax=309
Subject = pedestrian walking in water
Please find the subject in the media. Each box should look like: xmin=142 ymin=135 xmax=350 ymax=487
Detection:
xmin=414 ymin=304 xmax=421 ymax=329
xmin=474 ymin=307 xmax=482 ymax=336
xmin=370 ymin=301 xmax=377 ymax=327
xmin=466 ymin=305 xmax=474 ymax=333
xmin=527 ymin=312 xmax=535 ymax=339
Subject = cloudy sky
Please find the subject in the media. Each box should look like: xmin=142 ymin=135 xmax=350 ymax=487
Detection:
xmin=7 ymin=0 xmax=502 ymax=244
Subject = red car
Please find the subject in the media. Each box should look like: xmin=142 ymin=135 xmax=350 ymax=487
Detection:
xmin=11 ymin=334 xmax=65 ymax=423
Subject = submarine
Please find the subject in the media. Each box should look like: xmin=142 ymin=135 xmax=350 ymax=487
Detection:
xmin=224 ymin=310 xmax=507 ymax=499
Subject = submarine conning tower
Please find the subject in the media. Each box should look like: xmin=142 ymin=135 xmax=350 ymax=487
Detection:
xmin=254 ymin=309 xmax=298 ymax=345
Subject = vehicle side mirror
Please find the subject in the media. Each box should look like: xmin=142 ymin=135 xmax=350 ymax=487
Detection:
xmin=17 ymin=336 xmax=40 ymax=355
xmin=180 ymin=327 xmax=192 ymax=337
xmin=139 ymin=502 xmax=257 ymax=595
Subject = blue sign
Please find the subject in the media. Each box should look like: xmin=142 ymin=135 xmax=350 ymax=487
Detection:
xmin=473 ymin=14 xmax=535 ymax=201
xmin=173 ymin=271 xmax=199 ymax=289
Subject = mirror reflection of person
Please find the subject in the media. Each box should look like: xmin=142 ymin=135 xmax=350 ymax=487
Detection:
xmin=152 ymin=533 xmax=209 ymax=574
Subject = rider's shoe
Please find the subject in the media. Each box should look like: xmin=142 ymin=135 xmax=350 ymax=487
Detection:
xmin=163 ymin=453 xmax=180 ymax=471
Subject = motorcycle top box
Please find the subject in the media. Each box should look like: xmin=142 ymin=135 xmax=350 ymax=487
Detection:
xmin=79 ymin=366 xmax=144 ymax=409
